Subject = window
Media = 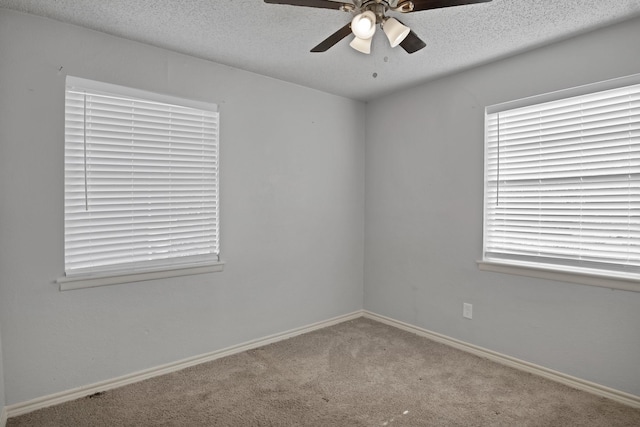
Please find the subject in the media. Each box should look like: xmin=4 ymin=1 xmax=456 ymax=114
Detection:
xmin=58 ymin=77 xmax=222 ymax=290
xmin=481 ymin=74 xmax=640 ymax=291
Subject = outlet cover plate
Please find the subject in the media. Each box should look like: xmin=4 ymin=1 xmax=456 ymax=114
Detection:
xmin=463 ymin=303 xmax=473 ymax=319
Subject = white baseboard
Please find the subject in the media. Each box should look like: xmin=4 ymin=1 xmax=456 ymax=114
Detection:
xmin=363 ymin=310 xmax=640 ymax=409
xmin=6 ymin=310 xmax=364 ymax=418
xmin=7 ymin=308 xmax=639 ymax=420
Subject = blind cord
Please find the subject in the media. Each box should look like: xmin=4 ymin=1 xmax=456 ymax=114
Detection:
xmin=496 ymin=112 xmax=500 ymax=207
xmin=83 ymin=93 xmax=89 ymax=211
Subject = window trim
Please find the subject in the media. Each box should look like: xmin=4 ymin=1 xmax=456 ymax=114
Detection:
xmin=481 ymin=73 xmax=640 ymax=292
xmin=57 ymin=262 xmax=225 ymax=291
xmin=477 ymin=260 xmax=640 ymax=293
xmin=485 ymin=73 xmax=640 ymax=116
xmin=60 ymin=77 xmax=222 ymax=290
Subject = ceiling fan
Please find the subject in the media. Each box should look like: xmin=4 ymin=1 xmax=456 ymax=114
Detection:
xmin=264 ymin=0 xmax=492 ymax=54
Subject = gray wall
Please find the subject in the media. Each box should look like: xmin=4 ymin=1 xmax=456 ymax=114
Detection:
xmin=0 ymin=9 xmax=365 ymax=405
xmin=0 ymin=323 xmax=5 ymax=419
xmin=365 ymin=16 xmax=640 ymax=397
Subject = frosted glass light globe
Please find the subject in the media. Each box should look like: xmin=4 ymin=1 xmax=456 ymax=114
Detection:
xmin=351 ymin=11 xmax=376 ymax=40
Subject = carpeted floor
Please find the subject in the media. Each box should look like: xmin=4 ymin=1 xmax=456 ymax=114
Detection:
xmin=8 ymin=317 xmax=640 ymax=426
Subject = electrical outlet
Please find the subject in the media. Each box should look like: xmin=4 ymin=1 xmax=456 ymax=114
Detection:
xmin=463 ymin=303 xmax=473 ymax=319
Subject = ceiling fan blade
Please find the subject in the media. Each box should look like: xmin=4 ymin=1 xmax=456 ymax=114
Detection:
xmin=311 ymin=23 xmax=353 ymax=52
xmin=263 ymin=0 xmax=348 ymax=10
xmin=394 ymin=19 xmax=426 ymax=54
xmin=399 ymin=30 xmax=426 ymax=54
xmin=410 ymin=0 xmax=492 ymax=12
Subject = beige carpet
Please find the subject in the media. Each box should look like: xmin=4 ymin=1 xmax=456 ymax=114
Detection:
xmin=8 ymin=318 xmax=640 ymax=426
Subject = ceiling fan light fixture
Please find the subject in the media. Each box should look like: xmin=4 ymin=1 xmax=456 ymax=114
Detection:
xmin=351 ymin=10 xmax=377 ymax=40
xmin=349 ymin=35 xmax=372 ymax=54
xmin=383 ymin=17 xmax=410 ymax=48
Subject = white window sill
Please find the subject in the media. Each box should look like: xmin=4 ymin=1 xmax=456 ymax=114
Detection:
xmin=477 ymin=260 xmax=640 ymax=293
xmin=56 ymin=262 xmax=225 ymax=291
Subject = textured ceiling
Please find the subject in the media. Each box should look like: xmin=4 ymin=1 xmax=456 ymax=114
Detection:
xmin=1 ymin=0 xmax=640 ymax=101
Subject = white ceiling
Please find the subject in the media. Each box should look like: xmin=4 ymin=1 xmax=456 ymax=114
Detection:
xmin=1 ymin=0 xmax=640 ymax=101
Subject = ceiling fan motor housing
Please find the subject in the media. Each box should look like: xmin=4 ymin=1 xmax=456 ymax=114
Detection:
xmin=360 ymin=1 xmax=390 ymax=24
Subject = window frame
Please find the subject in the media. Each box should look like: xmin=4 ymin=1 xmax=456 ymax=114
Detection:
xmin=479 ymin=73 xmax=640 ymax=293
xmin=57 ymin=77 xmax=223 ymax=291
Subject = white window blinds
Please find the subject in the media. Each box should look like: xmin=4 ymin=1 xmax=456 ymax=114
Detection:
xmin=64 ymin=77 xmax=220 ymax=278
xmin=484 ymin=76 xmax=640 ymax=278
